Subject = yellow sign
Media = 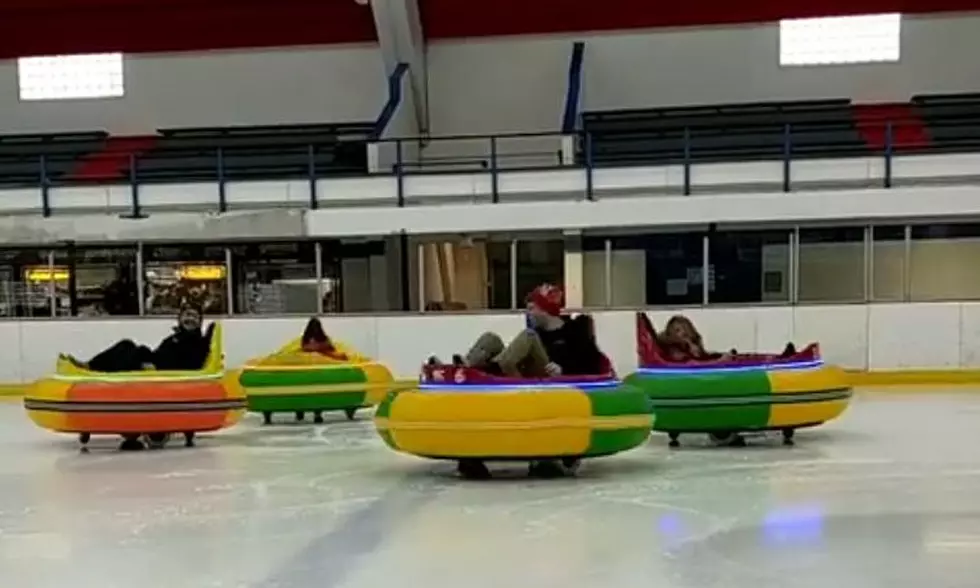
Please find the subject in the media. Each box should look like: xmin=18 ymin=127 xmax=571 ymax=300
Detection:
xmin=176 ymin=265 xmax=226 ymax=281
xmin=24 ymin=267 xmax=70 ymax=282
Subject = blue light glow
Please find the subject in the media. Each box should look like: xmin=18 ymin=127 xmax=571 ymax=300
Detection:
xmin=638 ymin=359 xmax=823 ymax=375
xmin=658 ymin=513 xmax=683 ymax=536
xmin=418 ymin=379 xmax=622 ymax=392
xmin=761 ymin=504 xmax=826 ymax=546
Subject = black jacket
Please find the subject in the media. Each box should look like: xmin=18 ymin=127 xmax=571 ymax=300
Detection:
xmin=152 ymin=327 xmax=210 ymax=371
xmin=535 ymin=315 xmax=605 ymax=376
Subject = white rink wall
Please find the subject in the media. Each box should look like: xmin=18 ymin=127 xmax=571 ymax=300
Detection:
xmin=2 ymin=302 xmax=979 ymax=384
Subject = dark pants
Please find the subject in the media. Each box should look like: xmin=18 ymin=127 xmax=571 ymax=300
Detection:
xmin=88 ymin=340 xmax=154 ymax=372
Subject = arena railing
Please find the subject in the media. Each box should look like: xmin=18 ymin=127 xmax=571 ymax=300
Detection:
xmin=17 ymin=120 xmax=943 ymax=217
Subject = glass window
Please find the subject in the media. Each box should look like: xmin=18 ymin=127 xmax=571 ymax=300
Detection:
xmin=320 ymin=241 xmax=343 ymax=313
xmin=798 ymin=227 xmax=865 ymax=303
xmin=338 ymin=240 xmax=392 ymax=313
xmin=608 ymin=233 xmax=704 ymax=306
xmin=515 ymin=239 xmax=564 ymax=303
xmin=708 ymin=230 xmax=790 ymax=304
xmin=65 ymin=247 xmax=139 ymax=316
xmin=582 ymin=237 xmax=608 ymax=308
xmin=871 ymin=225 xmax=905 ymax=302
xmin=780 ymin=13 xmax=901 ymax=67
xmin=144 ymin=245 xmax=228 ymax=316
xmin=0 ymin=249 xmax=59 ymax=317
xmin=231 ymin=242 xmax=318 ymax=315
xmin=418 ymin=239 xmax=505 ymax=311
xmin=909 ymin=223 xmax=980 ymax=301
xmin=18 ymin=53 xmax=124 ymax=100
xmin=486 ymin=241 xmax=513 ymax=310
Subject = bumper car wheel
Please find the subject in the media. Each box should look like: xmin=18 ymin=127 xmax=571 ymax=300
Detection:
xmin=708 ymin=431 xmax=745 ymax=447
xmin=457 ymin=459 xmax=491 ymax=480
xmin=145 ymin=433 xmax=170 ymax=449
xmin=120 ymin=435 xmax=145 ymax=451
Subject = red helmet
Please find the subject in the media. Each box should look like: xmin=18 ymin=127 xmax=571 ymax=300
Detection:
xmin=526 ymin=283 xmax=564 ymax=316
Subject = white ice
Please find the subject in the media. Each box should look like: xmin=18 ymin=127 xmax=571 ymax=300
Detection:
xmin=1 ymin=390 xmax=980 ymax=588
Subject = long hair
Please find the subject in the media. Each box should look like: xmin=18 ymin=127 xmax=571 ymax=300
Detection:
xmin=301 ymin=317 xmax=328 ymax=344
xmin=662 ymin=315 xmax=704 ymax=350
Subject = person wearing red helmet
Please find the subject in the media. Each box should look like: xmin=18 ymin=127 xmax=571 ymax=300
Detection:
xmin=456 ymin=283 xmax=604 ymax=378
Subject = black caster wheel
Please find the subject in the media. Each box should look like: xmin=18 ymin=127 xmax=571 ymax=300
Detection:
xmin=529 ymin=460 xmax=566 ymax=479
xmin=709 ymin=431 xmax=743 ymax=447
xmin=708 ymin=431 xmax=745 ymax=447
xmin=561 ymin=458 xmax=582 ymax=476
xmin=145 ymin=433 xmax=169 ymax=449
xmin=782 ymin=428 xmax=795 ymax=446
xmin=344 ymin=408 xmax=358 ymax=421
xmin=457 ymin=459 xmax=491 ymax=480
xmin=313 ymin=412 xmax=324 ymax=424
xmin=668 ymin=432 xmax=681 ymax=448
xmin=295 ymin=411 xmax=305 ymax=422
xmin=79 ymin=433 xmax=91 ymax=445
xmin=184 ymin=432 xmax=196 ymax=448
xmin=120 ymin=435 xmax=145 ymax=451
xmin=263 ymin=412 xmax=272 ymax=425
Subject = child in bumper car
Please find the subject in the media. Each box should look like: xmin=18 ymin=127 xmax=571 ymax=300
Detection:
xmin=659 ymin=315 xmax=728 ymax=363
xmin=658 ymin=315 xmax=796 ymax=364
xmin=434 ymin=283 xmax=604 ymax=378
xmin=64 ymin=303 xmax=210 ymax=373
xmin=431 ymin=284 xmax=605 ymax=479
xmin=300 ymin=317 xmax=349 ymax=360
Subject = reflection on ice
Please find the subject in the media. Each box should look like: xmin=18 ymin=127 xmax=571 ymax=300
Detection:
xmin=0 ymin=391 xmax=978 ymax=587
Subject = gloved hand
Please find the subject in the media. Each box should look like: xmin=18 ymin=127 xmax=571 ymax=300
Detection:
xmin=545 ymin=362 xmax=562 ymax=377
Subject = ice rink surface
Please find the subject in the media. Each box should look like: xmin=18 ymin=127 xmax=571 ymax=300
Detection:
xmin=2 ymin=390 xmax=980 ymax=588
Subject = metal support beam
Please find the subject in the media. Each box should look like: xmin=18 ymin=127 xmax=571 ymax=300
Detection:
xmin=369 ymin=0 xmax=427 ymax=135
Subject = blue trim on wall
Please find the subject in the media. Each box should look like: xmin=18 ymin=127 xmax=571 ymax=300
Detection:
xmin=561 ymin=42 xmax=585 ymax=134
xmin=371 ymin=63 xmax=410 ymax=140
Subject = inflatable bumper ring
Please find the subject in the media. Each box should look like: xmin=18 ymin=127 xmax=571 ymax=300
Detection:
xmin=374 ymin=365 xmax=653 ymax=474
xmin=24 ymin=323 xmax=244 ymax=449
xmin=240 ymin=337 xmax=394 ymax=425
xmin=627 ymin=313 xmax=852 ymax=447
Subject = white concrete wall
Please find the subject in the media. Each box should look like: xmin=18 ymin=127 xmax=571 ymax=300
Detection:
xmin=6 ymin=302 xmax=980 ymax=384
xmin=4 ymin=13 xmax=979 ymax=139
xmin=427 ymin=13 xmax=980 ymax=135
xmin=0 ymin=45 xmax=387 ymax=134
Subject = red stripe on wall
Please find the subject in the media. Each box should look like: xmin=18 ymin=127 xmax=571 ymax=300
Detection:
xmin=0 ymin=0 xmax=376 ymax=58
xmin=1 ymin=0 xmax=978 ymax=56
xmin=420 ymin=0 xmax=980 ymax=39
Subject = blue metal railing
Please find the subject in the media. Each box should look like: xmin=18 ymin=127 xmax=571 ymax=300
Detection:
xmin=16 ymin=119 xmax=942 ymax=216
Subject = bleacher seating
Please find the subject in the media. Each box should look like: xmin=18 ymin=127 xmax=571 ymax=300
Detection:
xmin=0 ymin=131 xmax=108 ymax=188
xmin=133 ymin=122 xmax=374 ymax=182
xmin=580 ymin=99 xmax=869 ymax=166
xmin=851 ymin=103 xmax=930 ymax=151
xmin=5 ymin=95 xmax=980 ymax=191
xmin=912 ymin=93 xmax=980 ymax=151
